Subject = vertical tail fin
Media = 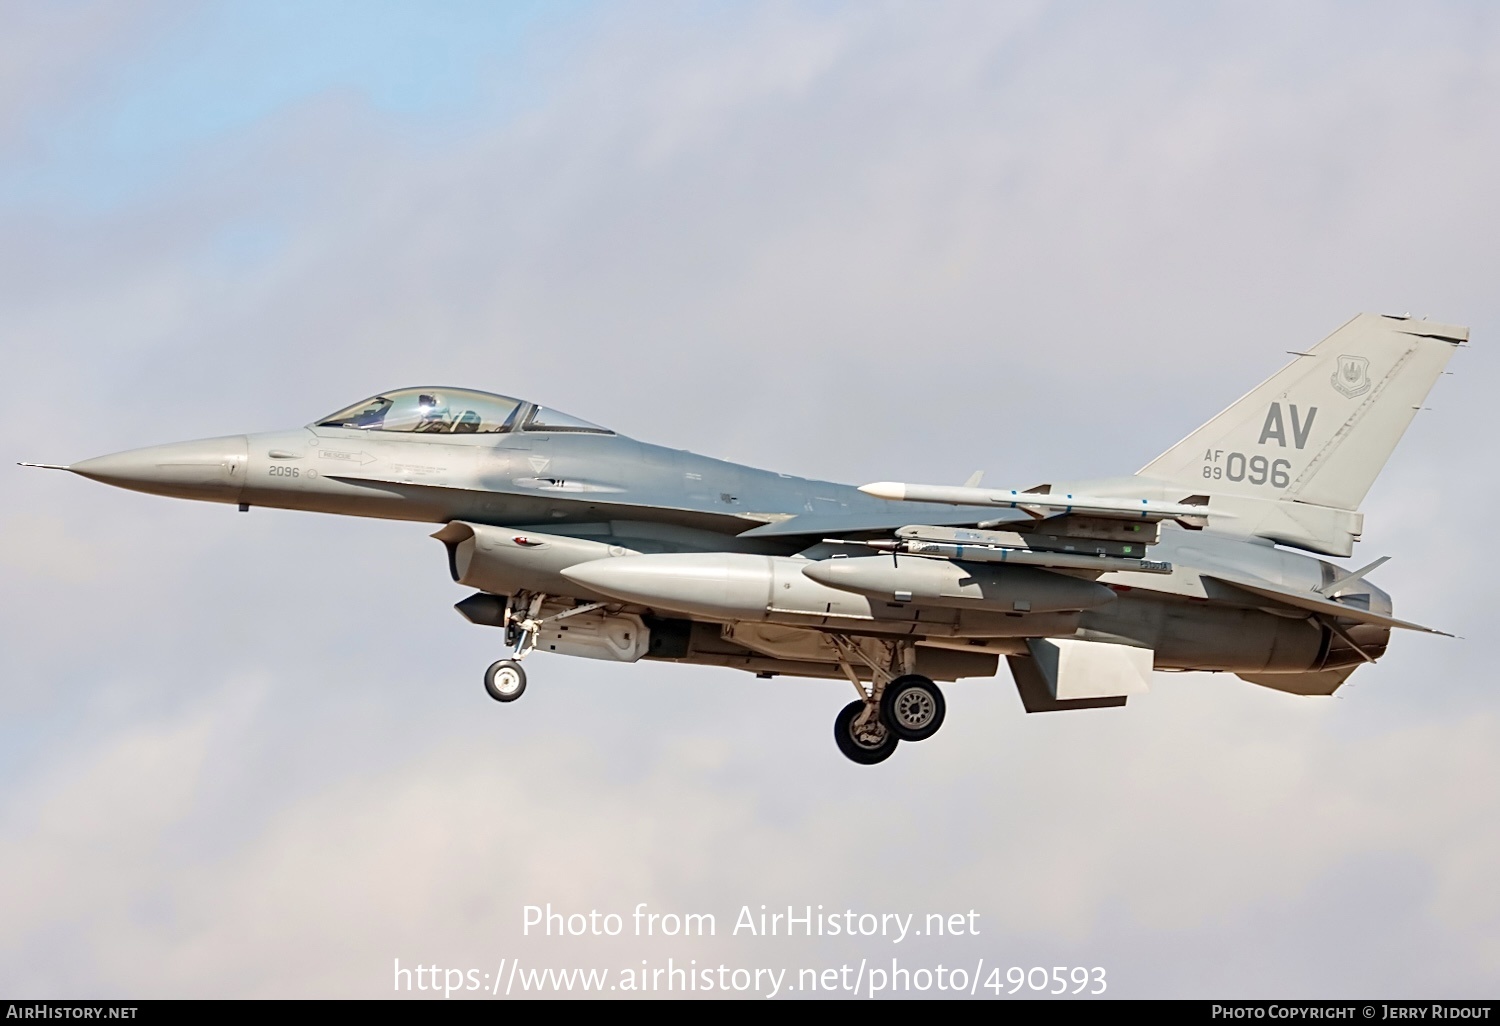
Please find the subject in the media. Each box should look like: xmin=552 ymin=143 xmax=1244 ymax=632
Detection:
xmin=1136 ymin=313 xmax=1464 ymax=554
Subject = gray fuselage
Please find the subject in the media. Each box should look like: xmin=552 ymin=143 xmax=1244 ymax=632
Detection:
xmin=62 ymin=400 xmax=1390 ymax=685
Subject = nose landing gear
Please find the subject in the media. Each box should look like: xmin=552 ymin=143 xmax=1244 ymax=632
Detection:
xmin=484 ymin=659 xmax=527 ymax=702
xmin=481 ymin=593 xmax=605 ymax=703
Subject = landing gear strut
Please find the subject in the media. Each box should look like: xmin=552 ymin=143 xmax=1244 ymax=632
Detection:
xmin=482 ymin=593 xmax=606 ymax=703
xmin=827 ymin=636 xmax=945 ymax=764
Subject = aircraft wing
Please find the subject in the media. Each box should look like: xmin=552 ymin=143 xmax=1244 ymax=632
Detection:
xmin=734 ymin=506 xmax=1029 ymax=539
xmin=1199 ymin=570 xmax=1449 ymax=635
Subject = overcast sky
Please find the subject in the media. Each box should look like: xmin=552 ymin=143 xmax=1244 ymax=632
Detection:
xmin=2 ymin=0 xmax=1498 ymax=999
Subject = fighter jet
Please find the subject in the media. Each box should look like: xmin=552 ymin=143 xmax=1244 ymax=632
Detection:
xmin=23 ymin=313 xmax=1461 ymax=763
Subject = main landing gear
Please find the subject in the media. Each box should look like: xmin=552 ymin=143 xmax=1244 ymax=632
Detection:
xmin=482 ymin=593 xmax=605 ymax=704
xmin=834 ymin=699 xmax=898 ymax=765
xmin=882 ymin=675 xmax=946 ymax=742
xmin=478 ymin=600 xmax=945 ymax=766
xmin=828 ymin=637 xmax=945 ymax=765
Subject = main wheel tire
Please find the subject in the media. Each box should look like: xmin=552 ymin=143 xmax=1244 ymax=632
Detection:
xmin=879 ymin=675 xmax=945 ymax=742
xmin=834 ymin=700 xmax=899 ymax=765
xmin=484 ymin=659 xmax=527 ymax=703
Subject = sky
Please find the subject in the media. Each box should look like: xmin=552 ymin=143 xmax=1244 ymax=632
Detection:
xmin=2 ymin=0 xmax=1498 ymax=999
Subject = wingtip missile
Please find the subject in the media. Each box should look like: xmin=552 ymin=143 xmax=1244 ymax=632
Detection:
xmin=859 ymin=480 xmax=1236 ymax=522
xmin=859 ymin=481 xmax=907 ymax=501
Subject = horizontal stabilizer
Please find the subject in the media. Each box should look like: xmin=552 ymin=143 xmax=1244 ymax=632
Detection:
xmin=1200 ymin=570 xmax=1448 ymax=635
xmin=1321 ymin=556 xmax=1389 ymax=597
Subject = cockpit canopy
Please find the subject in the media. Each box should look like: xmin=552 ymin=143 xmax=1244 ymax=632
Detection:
xmin=315 ymin=388 xmax=611 ymax=435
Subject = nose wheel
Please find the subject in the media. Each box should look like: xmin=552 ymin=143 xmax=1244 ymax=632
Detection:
xmin=484 ymin=659 xmax=527 ymax=702
xmin=482 ymin=594 xmax=612 ymax=704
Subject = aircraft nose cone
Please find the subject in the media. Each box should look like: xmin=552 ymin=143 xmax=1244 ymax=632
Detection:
xmin=69 ymin=435 xmax=249 ymax=504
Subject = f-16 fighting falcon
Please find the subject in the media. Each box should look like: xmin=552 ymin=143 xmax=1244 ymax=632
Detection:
xmin=23 ymin=313 xmax=1462 ymax=763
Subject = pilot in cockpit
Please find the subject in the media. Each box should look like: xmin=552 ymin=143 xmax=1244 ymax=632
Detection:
xmin=317 ymin=387 xmax=583 ymax=435
xmin=413 ymin=393 xmax=450 ymax=433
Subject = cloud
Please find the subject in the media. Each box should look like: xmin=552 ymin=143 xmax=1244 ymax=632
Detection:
xmin=0 ymin=2 xmax=184 ymax=154
xmin=3 ymin=675 xmax=1497 ymax=996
